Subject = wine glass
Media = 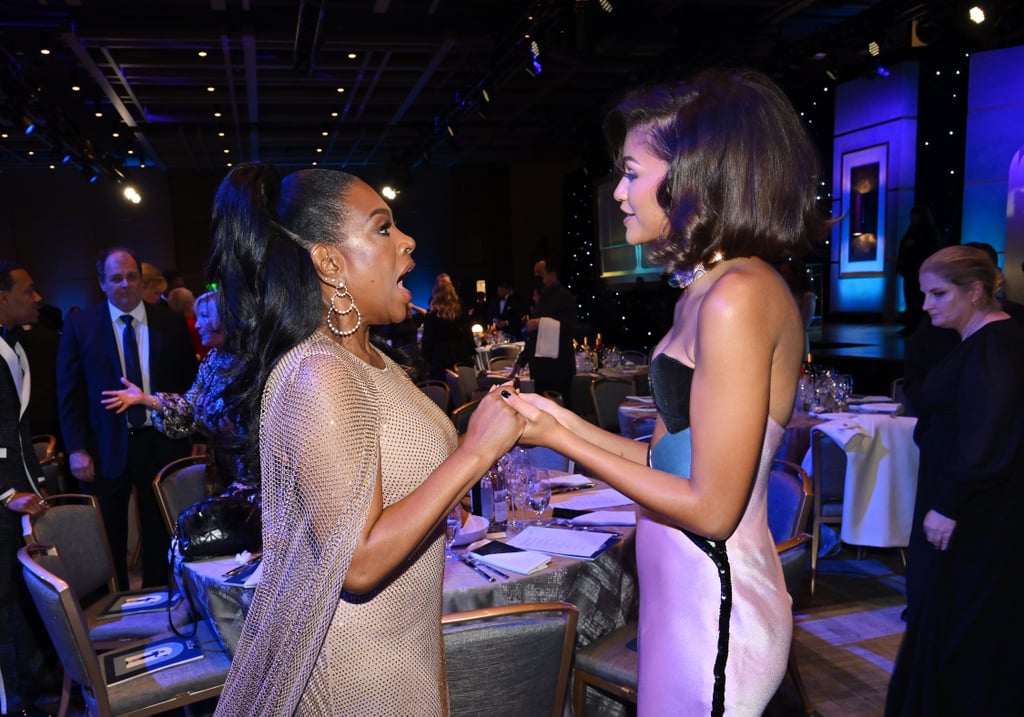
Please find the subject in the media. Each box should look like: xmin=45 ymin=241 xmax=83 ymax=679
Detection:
xmin=526 ymin=477 xmax=552 ymax=526
xmin=444 ymin=509 xmax=461 ymax=560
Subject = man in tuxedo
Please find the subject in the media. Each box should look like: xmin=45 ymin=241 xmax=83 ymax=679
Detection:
xmin=515 ymin=257 xmax=578 ymax=409
xmin=489 ymin=280 xmax=528 ymax=340
xmin=0 ymin=259 xmax=56 ymax=714
xmin=58 ymin=248 xmax=197 ymax=588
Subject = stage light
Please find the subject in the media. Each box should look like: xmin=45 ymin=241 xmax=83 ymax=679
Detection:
xmin=382 ymin=185 xmax=398 ymax=200
xmin=969 ymin=6 xmax=985 ymax=23
xmin=123 ymin=185 xmax=142 ymax=204
xmin=868 ymin=41 xmax=881 ymax=57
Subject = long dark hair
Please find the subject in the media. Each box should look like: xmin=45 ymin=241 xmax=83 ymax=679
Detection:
xmin=205 ymin=163 xmax=357 ymax=484
xmin=604 ymin=68 xmax=831 ymax=273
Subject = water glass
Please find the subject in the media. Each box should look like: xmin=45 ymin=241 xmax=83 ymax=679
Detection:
xmin=526 ymin=477 xmax=552 ymax=525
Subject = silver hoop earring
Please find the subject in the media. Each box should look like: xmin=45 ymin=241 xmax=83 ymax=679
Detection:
xmin=326 ymin=280 xmax=362 ymax=337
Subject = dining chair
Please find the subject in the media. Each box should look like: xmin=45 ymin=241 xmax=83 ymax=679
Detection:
xmin=589 ymin=377 xmax=633 ymax=432
xmin=485 ymin=344 xmax=521 ymax=363
xmin=22 ymin=493 xmax=193 ymax=644
xmin=454 ymin=363 xmax=481 ymax=405
xmin=444 ymin=368 xmax=465 ymax=407
xmin=487 ymin=355 xmax=517 ymax=371
xmin=442 ymin=601 xmax=578 ymax=717
xmin=33 ymin=433 xmax=72 ymax=494
xmin=450 ymin=398 xmax=481 ymax=435
xmin=809 ymin=429 xmax=847 ymax=594
xmin=152 ymin=455 xmax=209 ymax=538
xmin=18 ymin=543 xmax=230 ymax=717
xmin=523 ymin=446 xmax=575 ymax=474
xmin=416 ymin=379 xmax=451 ymax=414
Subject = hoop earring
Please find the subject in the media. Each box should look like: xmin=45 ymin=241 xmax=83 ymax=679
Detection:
xmin=326 ymin=280 xmax=362 ymax=337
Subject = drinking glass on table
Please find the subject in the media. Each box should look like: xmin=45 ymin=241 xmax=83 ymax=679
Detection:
xmin=445 ymin=509 xmax=461 ymax=559
xmin=526 ymin=476 xmax=552 ymax=525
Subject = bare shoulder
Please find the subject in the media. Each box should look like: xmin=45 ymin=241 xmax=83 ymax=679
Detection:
xmin=700 ymin=259 xmax=795 ymax=327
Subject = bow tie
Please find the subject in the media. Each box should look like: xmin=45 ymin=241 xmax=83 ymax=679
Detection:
xmin=0 ymin=325 xmax=22 ymax=349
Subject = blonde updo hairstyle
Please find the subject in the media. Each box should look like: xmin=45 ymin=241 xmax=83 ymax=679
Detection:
xmin=919 ymin=245 xmax=1004 ymax=311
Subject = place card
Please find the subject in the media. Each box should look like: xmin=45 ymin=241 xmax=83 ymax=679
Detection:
xmin=506 ymin=526 xmax=616 ymax=560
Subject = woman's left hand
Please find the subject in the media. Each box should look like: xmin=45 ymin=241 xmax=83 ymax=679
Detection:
xmin=923 ymin=509 xmax=956 ymax=551
xmin=101 ymin=377 xmax=145 ymax=414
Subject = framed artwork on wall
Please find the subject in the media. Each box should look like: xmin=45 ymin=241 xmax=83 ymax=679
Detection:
xmin=839 ymin=143 xmax=888 ymax=276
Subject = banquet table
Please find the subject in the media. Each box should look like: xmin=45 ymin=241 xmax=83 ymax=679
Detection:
xmin=800 ymin=411 xmax=919 ymax=547
xmin=176 ymin=505 xmax=638 ymax=658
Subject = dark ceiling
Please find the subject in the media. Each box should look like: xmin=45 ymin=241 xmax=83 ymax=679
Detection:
xmin=1 ymin=0 xmax=1022 ymax=185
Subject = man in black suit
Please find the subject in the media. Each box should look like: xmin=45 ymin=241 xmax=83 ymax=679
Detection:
xmin=0 ymin=259 xmax=56 ymax=714
xmin=515 ymin=257 xmax=578 ymax=409
xmin=489 ymin=280 xmax=528 ymax=340
xmin=58 ymin=248 xmax=198 ymax=588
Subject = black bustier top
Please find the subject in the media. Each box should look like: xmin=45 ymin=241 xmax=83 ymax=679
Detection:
xmin=649 ymin=353 xmax=695 ymax=434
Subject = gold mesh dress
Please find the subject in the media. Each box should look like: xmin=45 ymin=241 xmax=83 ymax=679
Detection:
xmin=216 ymin=332 xmax=458 ymax=716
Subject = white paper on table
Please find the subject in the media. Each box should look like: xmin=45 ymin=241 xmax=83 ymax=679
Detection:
xmin=847 ymin=395 xmax=893 ymax=405
xmin=850 ymin=403 xmax=901 ymax=414
xmin=507 ymin=526 xmax=615 ymax=559
xmin=544 ymin=474 xmax=595 ymax=490
xmin=551 ymin=487 xmax=633 ymax=510
xmin=572 ymin=510 xmax=637 ymax=526
xmin=471 ymin=550 xmax=551 ymax=575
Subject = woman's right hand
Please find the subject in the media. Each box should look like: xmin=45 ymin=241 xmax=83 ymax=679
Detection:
xmin=462 ymin=389 xmax=525 ymax=458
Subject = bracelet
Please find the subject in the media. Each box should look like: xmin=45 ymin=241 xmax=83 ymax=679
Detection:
xmin=1 ymin=493 xmax=15 ymax=509
xmin=646 ymin=444 xmax=653 ymax=468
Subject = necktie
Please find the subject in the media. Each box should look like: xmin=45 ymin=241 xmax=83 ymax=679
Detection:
xmin=120 ymin=315 xmax=147 ymax=427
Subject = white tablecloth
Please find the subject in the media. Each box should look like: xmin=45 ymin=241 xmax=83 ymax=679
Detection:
xmin=801 ymin=413 xmax=919 ymax=547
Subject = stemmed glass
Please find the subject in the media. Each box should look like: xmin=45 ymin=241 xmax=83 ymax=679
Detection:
xmin=444 ymin=509 xmax=461 ymax=560
xmin=500 ymin=448 xmax=533 ymax=533
xmin=526 ymin=476 xmax=552 ymax=526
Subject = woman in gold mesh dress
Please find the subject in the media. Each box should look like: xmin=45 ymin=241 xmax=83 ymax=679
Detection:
xmin=206 ymin=163 xmax=523 ymax=716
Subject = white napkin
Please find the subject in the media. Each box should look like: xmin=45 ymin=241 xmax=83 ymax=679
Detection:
xmin=847 ymin=395 xmax=893 ymax=404
xmin=850 ymin=403 xmax=901 ymax=414
xmin=572 ymin=510 xmax=637 ymax=526
xmin=544 ymin=474 xmax=595 ymax=490
xmin=552 ymin=487 xmax=633 ymax=510
xmin=472 ymin=550 xmax=551 ymax=575
xmin=815 ymin=418 xmax=869 ymax=449
xmin=535 ymin=317 xmax=561 ymax=359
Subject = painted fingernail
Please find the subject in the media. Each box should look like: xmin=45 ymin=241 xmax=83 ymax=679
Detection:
xmin=500 ymin=390 xmax=511 ymax=398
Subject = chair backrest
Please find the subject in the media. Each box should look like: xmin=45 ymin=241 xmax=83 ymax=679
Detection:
xmin=488 ymin=356 xmax=517 ymax=371
xmin=811 ymin=429 xmax=847 ymax=505
xmin=416 ymin=379 xmax=451 ymax=414
xmin=18 ymin=544 xmax=109 ymax=708
xmin=32 ymin=433 xmax=57 ymax=462
xmin=589 ymin=377 xmax=633 ymax=432
xmin=22 ymin=493 xmax=119 ymax=596
xmin=153 ymin=455 xmax=210 ymax=537
xmin=444 ymin=368 xmax=465 ymax=407
xmin=455 ymin=363 xmax=479 ymax=405
xmin=443 ymin=602 xmax=578 ymax=717
xmin=486 ymin=344 xmax=521 ymax=362
xmin=767 ymin=458 xmax=813 ymax=544
xmin=524 ymin=446 xmax=575 ymax=475
xmin=451 ymin=399 xmax=481 ymax=435
xmin=890 ymin=377 xmax=906 ymax=405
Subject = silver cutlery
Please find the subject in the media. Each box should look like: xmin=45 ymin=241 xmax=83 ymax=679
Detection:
xmin=459 ymin=555 xmax=496 ymax=582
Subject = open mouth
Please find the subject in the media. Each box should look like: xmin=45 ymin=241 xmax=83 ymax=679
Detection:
xmin=398 ymin=262 xmax=414 ymax=287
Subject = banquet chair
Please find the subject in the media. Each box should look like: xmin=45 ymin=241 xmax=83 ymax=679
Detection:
xmin=487 ymin=355 xmax=517 ymax=371
xmin=33 ymin=433 xmax=72 ymax=494
xmin=524 ymin=446 xmax=575 ymax=475
xmin=18 ymin=544 xmax=230 ymax=717
xmin=486 ymin=344 xmax=521 ymax=363
xmin=572 ymin=461 xmax=818 ymax=717
xmin=450 ymin=399 xmax=481 ymax=435
xmin=416 ymin=379 xmax=451 ymax=414
xmin=589 ymin=377 xmax=633 ymax=432
xmin=153 ymin=455 xmax=209 ymax=537
xmin=22 ymin=493 xmax=193 ymax=644
xmin=454 ymin=363 xmax=481 ymax=404
xmin=810 ymin=429 xmax=847 ymax=594
xmin=444 ymin=368 xmax=466 ymax=407
xmin=442 ymin=602 xmax=578 ymax=717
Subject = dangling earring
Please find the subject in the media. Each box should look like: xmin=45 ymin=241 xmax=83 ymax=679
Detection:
xmin=326 ymin=279 xmax=362 ymax=337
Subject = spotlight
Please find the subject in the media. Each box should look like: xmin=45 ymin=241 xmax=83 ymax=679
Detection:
xmin=381 ymin=185 xmax=398 ymax=200
xmin=874 ymin=65 xmax=891 ymax=78
xmin=122 ymin=185 xmax=142 ymax=204
xmin=867 ymin=41 xmax=881 ymax=57
xmin=969 ymin=6 xmax=985 ymax=24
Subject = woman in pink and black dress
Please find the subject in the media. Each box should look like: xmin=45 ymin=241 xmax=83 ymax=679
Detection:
xmin=505 ymin=69 xmax=829 ymax=715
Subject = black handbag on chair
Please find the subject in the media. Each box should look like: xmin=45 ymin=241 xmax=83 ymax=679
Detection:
xmin=176 ymin=489 xmax=262 ymax=560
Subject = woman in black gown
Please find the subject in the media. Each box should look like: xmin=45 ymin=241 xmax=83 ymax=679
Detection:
xmin=886 ymin=245 xmax=1024 ymax=715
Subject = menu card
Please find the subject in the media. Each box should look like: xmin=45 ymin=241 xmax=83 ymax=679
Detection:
xmin=551 ymin=488 xmax=633 ymax=511
xmin=506 ymin=526 xmax=616 ymax=560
